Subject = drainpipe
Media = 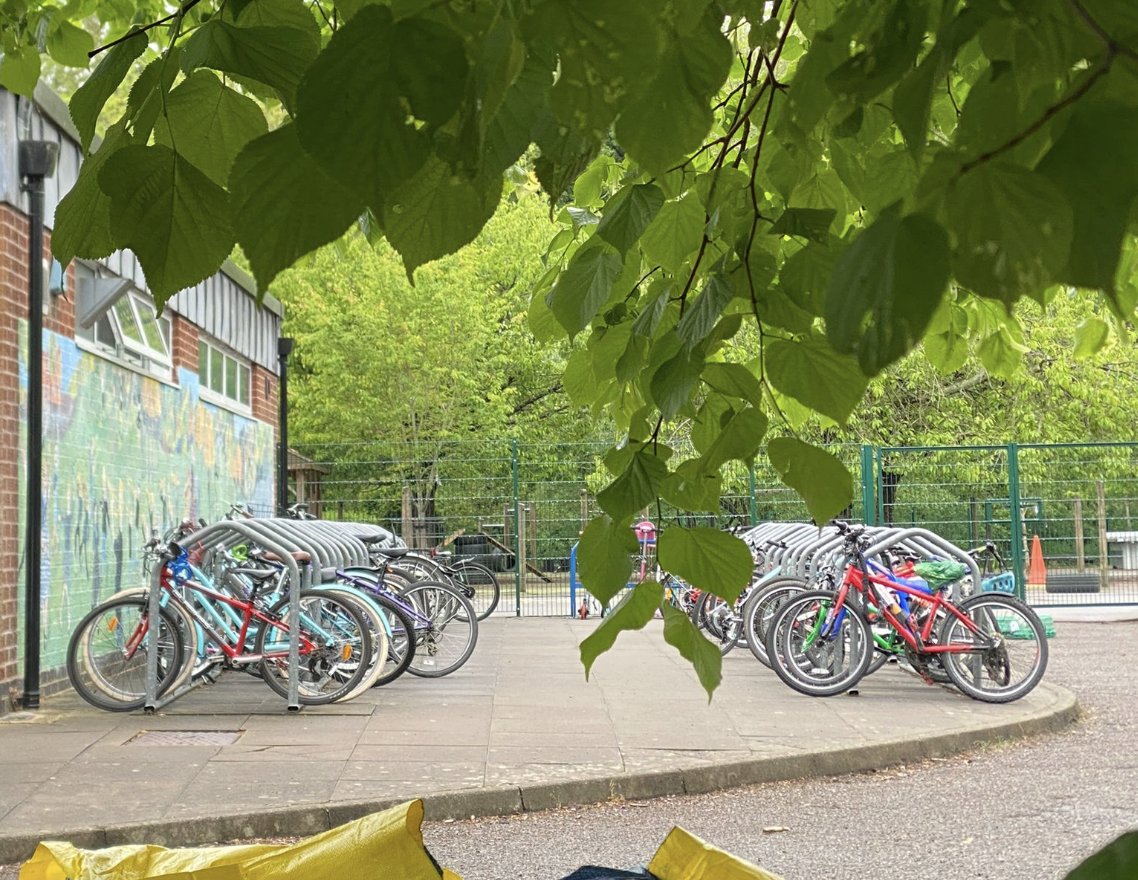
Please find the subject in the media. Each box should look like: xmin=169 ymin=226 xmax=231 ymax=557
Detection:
xmin=277 ymin=337 xmax=294 ymax=514
xmin=18 ymin=139 xmax=58 ymax=710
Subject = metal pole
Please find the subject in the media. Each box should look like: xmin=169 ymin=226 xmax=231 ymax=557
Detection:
xmin=1007 ymin=443 xmax=1026 ymax=600
xmin=19 ymin=140 xmax=57 ymax=710
xmin=747 ymin=461 xmax=757 ymax=526
xmin=511 ymin=439 xmax=521 ymax=617
xmin=860 ymin=445 xmax=875 ymax=526
xmin=277 ymin=337 xmax=294 ymax=514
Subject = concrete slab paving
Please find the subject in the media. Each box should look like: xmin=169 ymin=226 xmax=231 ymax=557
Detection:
xmin=0 ymin=617 xmax=1077 ymax=863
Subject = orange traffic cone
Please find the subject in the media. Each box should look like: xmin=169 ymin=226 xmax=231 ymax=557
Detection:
xmin=1027 ymin=534 xmax=1047 ymax=586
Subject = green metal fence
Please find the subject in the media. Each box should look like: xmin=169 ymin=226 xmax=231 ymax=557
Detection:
xmin=872 ymin=442 xmax=1138 ymax=606
xmin=292 ymin=439 xmax=1138 ymax=614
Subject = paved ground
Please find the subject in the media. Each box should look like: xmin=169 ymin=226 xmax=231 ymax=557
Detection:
xmin=0 ymin=616 xmax=1076 ymax=869
xmin=425 ymin=619 xmax=1137 ymax=880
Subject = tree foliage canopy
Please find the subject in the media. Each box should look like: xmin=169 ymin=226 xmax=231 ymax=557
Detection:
xmin=4 ymin=0 xmax=1138 ymax=686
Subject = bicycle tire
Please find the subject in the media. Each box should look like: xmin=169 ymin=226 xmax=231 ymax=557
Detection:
xmin=741 ymin=578 xmax=808 ymax=667
xmin=66 ymin=596 xmax=186 ymax=712
xmin=690 ymin=591 xmax=743 ymax=656
xmin=256 ymin=589 xmax=374 ymax=704
xmin=448 ymin=560 xmax=501 ymax=620
xmin=937 ymin=593 xmax=1049 ymax=703
xmin=400 ymin=580 xmax=478 ymax=678
xmin=370 ymin=593 xmax=418 ymax=687
xmin=765 ymin=590 xmax=872 ymax=697
xmin=318 ymin=588 xmax=390 ymax=700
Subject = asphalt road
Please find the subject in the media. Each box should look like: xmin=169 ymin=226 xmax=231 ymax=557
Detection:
xmin=2 ymin=621 xmax=1131 ymax=880
xmin=423 ymin=620 xmax=1137 ymax=880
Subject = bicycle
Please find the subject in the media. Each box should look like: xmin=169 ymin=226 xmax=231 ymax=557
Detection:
xmin=67 ymin=541 xmax=376 ymax=709
xmin=765 ymin=522 xmax=1048 ymax=702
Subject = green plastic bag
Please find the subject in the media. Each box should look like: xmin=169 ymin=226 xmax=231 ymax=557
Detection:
xmin=913 ymin=560 xmax=967 ymax=590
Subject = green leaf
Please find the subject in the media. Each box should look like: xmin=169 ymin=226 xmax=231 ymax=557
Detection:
xmin=892 ymin=50 xmax=939 ymax=154
xmin=765 ymin=333 xmax=868 ymax=424
xmin=181 ymin=19 xmax=319 ymax=109
xmin=562 ymin=348 xmax=599 ymax=406
xmin=230 ymin=124 xmax=367 ymax=291
xmin=640 ymin=195 xmax=705 ymax=274
xmin=154 ymin=71 xmax=268 ymax=187
xmin=572 ymin=155 xmax=613 ymax=208
xmin=703 ymin=362 xmax=764 ymax=410
xmin=234 ymin=0 xmax=321 ymax=38
xmin=769 ymin=207 xmax=835 ymax=243
xmin=632 ymin=279 xmax=672 ymax=337
xmin=692 ymin=394 xmax=733 ymax=455
xmin=701 ymin=406 xmax=768 ymax=470
xmin=381 ymin=156 xmax=502 ymax=277
xmin=978 ymin=326 xmax=1027 ymax=379
xmin=0 ymin=45 xmax=40 ymax=96
xmin=52 ymin=124 xmax=129 ymax=267
xmin=650 ymin=340 xmax=704 ymax=418
xmin=47 ymin=21 xmax=95 ymax=68
xmin=69 ymin=31 xmax=146 ymax=151
xmin=676 ymin=275 xmax=735 ymax=350
xmin=1073 ymin=317 xmax=1111 ymax=359
xmin=947 ymin=164 xmax=1073 ymax=305
xmin=124 ymin=51 xmax=183 ymax=146
xmin=580 ymin=580 xmax=665 ymax=678
xmin=597 ymin=184 xmax=666 ymax=254
xmin=768 ymin=437 xmax=853 ymax=525
xmin=779 ymin=241 xmax=839 ymax=315
xmin=923 ymin=300 xmax=970 ymax=375
xmin=1036 ymin=100 xmax=1138 ymax=296
xmin=295 ymin=6 xmax=467 ymax=201
xmin=578 ymin=515 xmax=640 ymax=605
xmin=597 ymin=448 xmax=669 ymax=523
xmin=658 ymin=527 xmax=753 ymax=603
xmin=547 ymin=243 xmax=625 ymax=336
xmin=662 ymin=604 xmax=722 ymax=699
xmin=484 ymin=56 xmax=550 ymax=175
xmin=825 ymin=208 xmax=950 ymax=375
xmin=616 ymin=7 xmax=732 ymax=176
xmin=1062 ymin=831 xmax=1138 ymax=880
xmin=524 ymin=0 xmax=661 ymax=138
xmin=660 ymin=459 xmax=722 ymax=512
xmin=99 ymin=145 xmax=234 ymax=306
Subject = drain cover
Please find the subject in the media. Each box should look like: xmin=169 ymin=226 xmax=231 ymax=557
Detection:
xmin=128 ymin=730 xmax=244 ymax=746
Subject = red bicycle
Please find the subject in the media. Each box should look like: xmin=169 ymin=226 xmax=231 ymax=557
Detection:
xmin=764 ymin=523 xmax=1048 ymax=702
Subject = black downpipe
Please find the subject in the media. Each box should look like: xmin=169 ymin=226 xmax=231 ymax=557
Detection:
xmin=277 ymin=337 xmax=294 ymax=514
xmin=18 ymin=140 xmax=58 ymax=710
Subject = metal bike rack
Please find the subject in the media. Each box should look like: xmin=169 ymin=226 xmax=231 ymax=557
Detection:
xmin=146 ymin=520 xmax=304 ymax=711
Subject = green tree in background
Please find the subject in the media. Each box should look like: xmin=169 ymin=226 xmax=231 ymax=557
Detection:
xmin=3 ymin=0 xmax=1138 ymax=691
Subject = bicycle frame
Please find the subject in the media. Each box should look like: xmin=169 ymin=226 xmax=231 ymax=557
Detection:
xmin=159 ymin=565 xmax=319 ymax=665
xmin=828 ymin=561 xmax=996 ymax=655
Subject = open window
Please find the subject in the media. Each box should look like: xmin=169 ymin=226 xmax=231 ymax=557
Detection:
xmin=74 ymin=262 xmax=172 ymax=379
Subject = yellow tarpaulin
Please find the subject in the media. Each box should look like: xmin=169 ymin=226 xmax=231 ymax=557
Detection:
xmin=648 ymin=826 xmax=784 ymax=880
xmin=19 ymin=800 xmax=461 ymax=880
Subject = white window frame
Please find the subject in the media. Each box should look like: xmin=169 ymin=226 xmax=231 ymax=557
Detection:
xmin=198 ymin=337 xmax=253 ymax=414
xmin=73 ymin=263 xmax=173 ymax=381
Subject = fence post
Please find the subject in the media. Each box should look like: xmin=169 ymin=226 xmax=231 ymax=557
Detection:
xmin=748 ymin=461 xmax=758 ymax=525
xmin=1096 ymin=480 xmax=1108 ymax=589
xmin=511 ymin=439 xmax=521 ymax=617
xmin=1007 ymin=443 xmax=1026 ymax=600
xmin=1074 ymin=497 xmax=1085 ymax=569
xmin=860 ymin=445 xmax=876 ymax=526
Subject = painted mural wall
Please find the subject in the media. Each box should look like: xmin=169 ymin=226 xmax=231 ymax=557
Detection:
xmin=18 ymin=328 xmax=276 ymax=675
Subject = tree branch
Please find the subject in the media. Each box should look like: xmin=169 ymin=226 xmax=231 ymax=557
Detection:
xmin=90 ymin=0 xmax=203 ymax=58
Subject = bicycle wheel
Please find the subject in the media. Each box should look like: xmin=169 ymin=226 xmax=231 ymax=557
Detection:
xmin=937 ymin=593 xmax=1049 ymax=703
xmin=741 ymin=578 xmax=808 ymax=667
xmin=318 ymin=588 xmax=390 ymax=700
xmin=690 ymin=591 xmax=743 ymax=656
xmin=448 ymin=560 xmax=501 ymax=620
xmin=765 ymin=590 xmax=872 ymax=697
xmin=256 ymin=590 xmax=374 ymax=704
xmin=369 ymin=593 xmax=418 ymax=687
xmin=66 ymin=596 xmax=186 ymax=712
xmin=401 ymin=580 xmax=478 ymax=678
